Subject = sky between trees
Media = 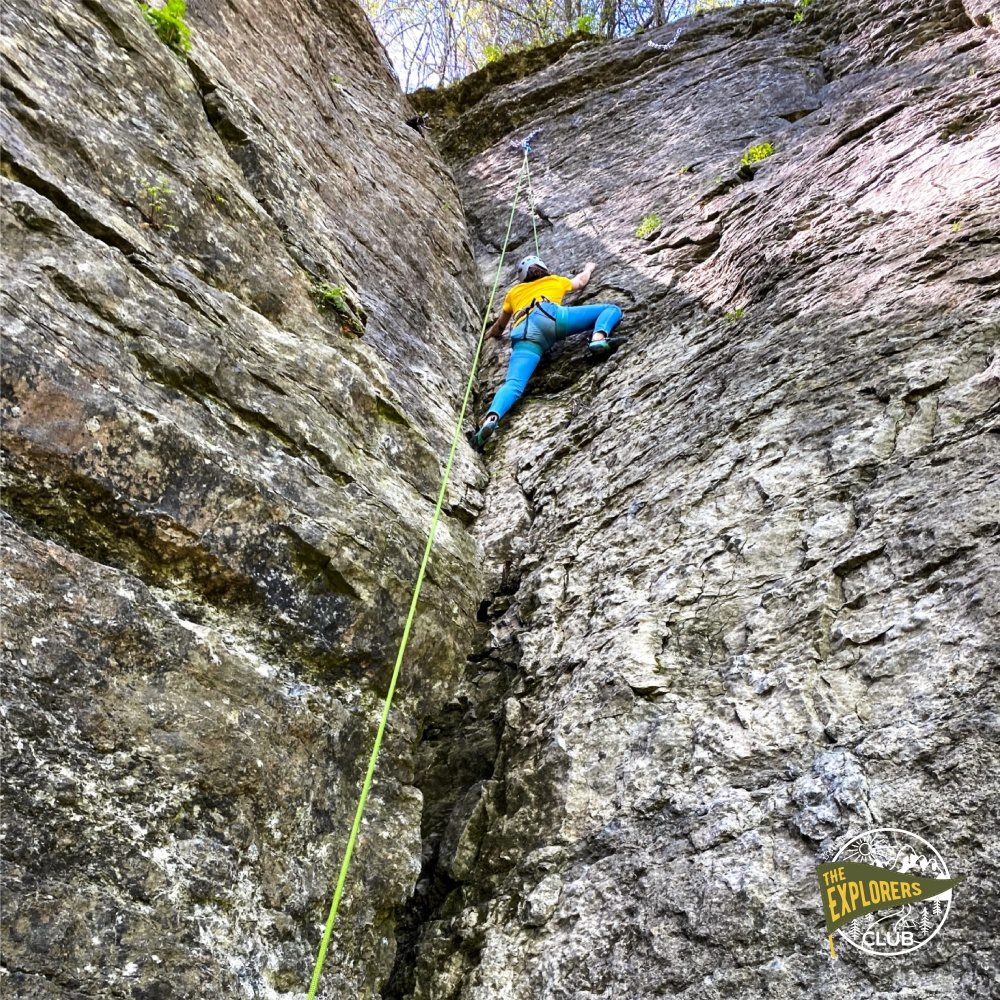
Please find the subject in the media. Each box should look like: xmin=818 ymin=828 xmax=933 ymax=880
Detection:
xmin=364 ymin=0 xmax=763 ymax=90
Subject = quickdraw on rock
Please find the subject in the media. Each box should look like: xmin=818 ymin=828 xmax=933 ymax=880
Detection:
xmin=649 ymin=26 xmax=684 ymax=51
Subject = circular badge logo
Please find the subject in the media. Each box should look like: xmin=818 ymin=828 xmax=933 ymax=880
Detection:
xmin=831 ymin=827 xmax=955 ymax=956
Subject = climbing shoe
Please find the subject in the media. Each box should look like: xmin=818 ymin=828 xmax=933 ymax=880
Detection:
xmin=588 ymin=335 xmax=613 ymax=353
xmin=470 ymin=415 xmax=498 ymax=452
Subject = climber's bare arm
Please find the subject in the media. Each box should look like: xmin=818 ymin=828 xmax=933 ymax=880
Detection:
xmin=486 ymin=307 xmax=512 ymax=339
xmin=570 ymin=261 xmax=597 ymax=291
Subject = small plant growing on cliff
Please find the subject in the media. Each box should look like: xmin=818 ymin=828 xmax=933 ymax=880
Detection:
xmin=312 ymin=281 xmax=365 ymax=335
xmin=950 ymin=221 xmax=963 ymax=233
xmin=573 ymin=13 xmax=596 ymax=34
xmin=139 ymin=177 xmax=177 ymax=231
xmin=137 ymin=0 xmax=191 ymax=56
xmin=724 ymin=307 xmax=745 ymax=323
xmin=741 ymin=141 xmax=775 ymax=167
xmin=313 ymin=282 xmax=349 ymax=312
xmin=635 ymin=213 xmax=662 ymax=239
xmin=793 ymin=0 xmax=814 ymax=24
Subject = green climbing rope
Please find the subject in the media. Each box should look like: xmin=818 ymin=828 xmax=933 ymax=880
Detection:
xmin=306 ymin=150 xmax=534 ymax=1000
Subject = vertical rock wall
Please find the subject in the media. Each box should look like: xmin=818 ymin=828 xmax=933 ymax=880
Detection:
xmin=404 ymin=1 xmax=1000 ymax=997
xmin=2 ymin=1 xmax=484 ymax=996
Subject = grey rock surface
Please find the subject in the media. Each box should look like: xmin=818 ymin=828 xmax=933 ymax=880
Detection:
xmin=2 ymin=0 xmax=485 ymax=996
xmin=402 ymin=1 xmax=1000 ymax=998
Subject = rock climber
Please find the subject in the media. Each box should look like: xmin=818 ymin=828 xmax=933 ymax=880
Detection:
xmin=470 ymin=255 xmax=623 ymax=450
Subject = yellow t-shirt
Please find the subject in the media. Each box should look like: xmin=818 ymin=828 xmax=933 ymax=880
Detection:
xmin=503 ymin=275 xmax=573 ymax=315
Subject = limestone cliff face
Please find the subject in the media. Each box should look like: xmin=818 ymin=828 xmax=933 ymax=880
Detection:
xmin=2 ymin=1 xmax=998 ymax=1000
xmin=403 ymin=1 xmax=1000 ymax=998
xmin=2 ymin=0 xmax=485 ymax=996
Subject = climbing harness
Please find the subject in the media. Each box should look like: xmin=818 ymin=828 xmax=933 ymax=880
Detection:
xmin=305 ymin=147 xmax=538 ymax=1000
xmin=511 ymin=297 xmax=556 ymax=326
xmin=510 ymin=296 xmax=557 ymax=342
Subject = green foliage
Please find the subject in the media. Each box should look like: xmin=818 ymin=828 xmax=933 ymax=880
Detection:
xmin=312 ymin=281 xmax=365 ymax=335
xmin=724 ymin=307 xmax=745 ymax=323
xmin=329 ymin=72 xmax=345 ymax=86
xmin=138 ymin=0 xmax=191 ymax=55
xmin=573 ymin=14 xmax=597 ymax=34
xmin=634 ymin=212 xmax=662 ymax=239
xmin=483 ymin=44 xmax=504 ymax=63
xmin=677 ymin=164 xmax=694 ymax=175
xmin=139 ymin=176 xmax=177 ymax=230
xmin=792 ymin=0 xmax=813 ymax=24
xmin=741 ymin=141 xmax=775 ymax=166
xmin=950 ymin=221 xmax=962 ymax=233
xmin=313 ymin=282 xmax=350 ymax=312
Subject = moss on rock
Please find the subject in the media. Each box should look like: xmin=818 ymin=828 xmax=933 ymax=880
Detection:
xmin=410 ymin=32 xmax=598 ymax=120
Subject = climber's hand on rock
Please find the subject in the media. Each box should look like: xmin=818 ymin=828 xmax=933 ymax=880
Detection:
xmin=485 ymin=309 xmax=512 ymax=339
xmin=571 ymin=262 xmax=597 ymax=290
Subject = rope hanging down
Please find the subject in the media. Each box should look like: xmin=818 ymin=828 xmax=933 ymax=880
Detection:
xmin=306 ymin=149 xmax=535 ymax=1000
xmin=524 ymin=150 xmax=541 ymax=258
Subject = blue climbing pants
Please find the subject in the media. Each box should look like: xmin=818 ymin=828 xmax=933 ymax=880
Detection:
xmin=485 ymin=302 xmax=623 ymax=421
xmin=487 ymin=340 xmax=545 ymax=421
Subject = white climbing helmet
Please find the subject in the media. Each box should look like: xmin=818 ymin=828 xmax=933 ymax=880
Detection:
xmin=516 ymin=255 xmax=548 ymax=281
